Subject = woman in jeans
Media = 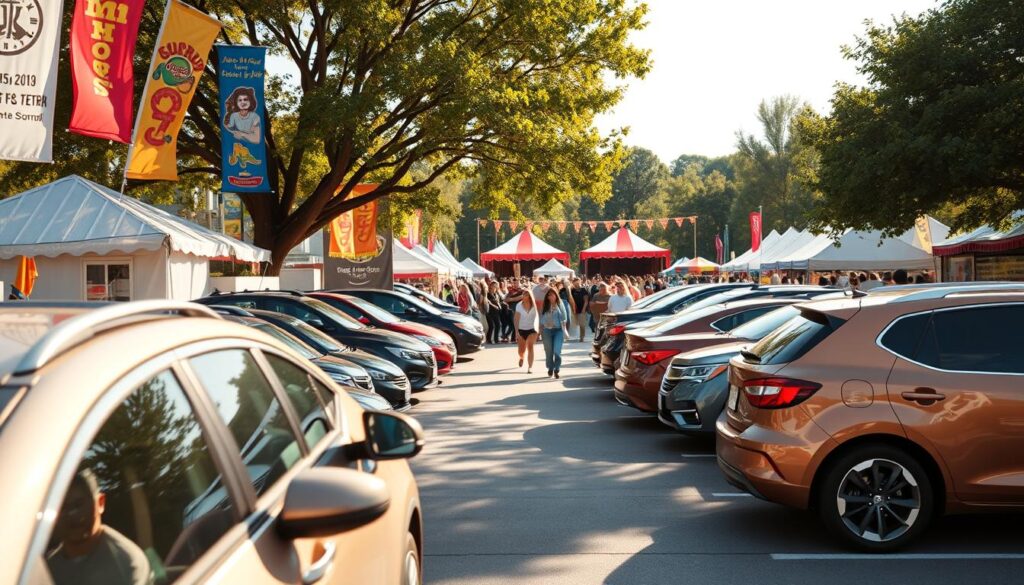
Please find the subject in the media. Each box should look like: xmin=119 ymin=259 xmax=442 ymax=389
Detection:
xmin=514 ymin=292 xmax=539 ymax=373
xmin=485 ymin=281 xmax=503 ymax=345
xmin=540 ymin=288 xmax=568 ymax=378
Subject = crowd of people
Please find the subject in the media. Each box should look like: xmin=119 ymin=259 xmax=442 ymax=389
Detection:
xmin=409 ymin=268 xmax=935 ymax=378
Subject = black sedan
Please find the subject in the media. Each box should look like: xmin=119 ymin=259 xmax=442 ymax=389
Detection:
xmin=195 ymin=291 xmax=438 ymax=391
xmin=335 ymin=288 xmax=484 ymax=354
xmin=394 ymin=282 xmax=461 ymax=313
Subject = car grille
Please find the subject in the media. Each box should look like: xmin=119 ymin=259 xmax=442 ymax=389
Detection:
xmin=661 ymin=377 xmax=677 ymax=393
xmin=388 ymin=375 xmax=410 ymax=389
xmin=422 ymin=351 xmax=436 ymax=366
xmin=353 ymin=375 xmax=373 ymax=391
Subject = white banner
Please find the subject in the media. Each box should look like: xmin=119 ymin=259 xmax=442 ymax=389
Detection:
xmin=0 ymin=0 xmax=65 ymax=162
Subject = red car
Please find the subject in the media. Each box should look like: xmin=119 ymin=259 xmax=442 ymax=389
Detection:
xmin=614 ymin=298 xmax=804 ymax=412
xmin=310 ymin=291 xmax=458 ymax=375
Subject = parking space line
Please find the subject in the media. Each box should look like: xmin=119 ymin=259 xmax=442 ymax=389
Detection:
xmin=680 ymin=453 xmax=716 ymax=458
xmin=771 ymin=553 xmax=1024 ymax=561
xmin=711 ymin=492 xmax=753 ymax=497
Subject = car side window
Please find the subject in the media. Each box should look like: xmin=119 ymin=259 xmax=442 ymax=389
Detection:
xmin=332 ymin=301 xmax=362 ymax=320
xmin=262 ymin=299 xmax=326 ymax=328
xmin=264 ymin=353 xmax=336 ymax=449
xmin=40 ymin=370 xmax=236 ymax=585
xmin=915 ymin=305 xmax=1024 ymax=374
xmin=879 ymin=312 xmax=931 ymax=359
xmin=188 ymin=350 xmax=304 ymax=497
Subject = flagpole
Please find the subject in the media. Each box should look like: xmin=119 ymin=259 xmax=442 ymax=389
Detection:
xmin=758 ymin=205 xmax=763 ymax=283
xmin=476 ymin=219 xmax=480 ymax=264
xmin=693 ymin=218 xmax=697 ymax=259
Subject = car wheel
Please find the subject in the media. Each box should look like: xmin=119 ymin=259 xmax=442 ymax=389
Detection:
xmin=816 ymin=445 xmax=933 ymax=552
xmin=402 ymin=532 xmax=421 ymax=585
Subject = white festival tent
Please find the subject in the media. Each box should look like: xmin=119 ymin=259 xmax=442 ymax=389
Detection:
xmin=0 ymin=175 xmax=270 ymax=301
xmin=660 ymin=257 xmax=691 ymax=275
xmin=460 ymin=257 xmax=494 ymax=278
xmin=408 ymin=244 xmax=454 ymax=277
xmin=721 ymin=229 xmax=781 ymax=273
xmin=428 ymin=241 xmax=473 ymax=278
xmin=743 ymin=228 xmax=813 ymax=273
xmin=533 ymin=258 xmax=575 ymax=278
xmin=394 ymin=239 xmax=448 ymax=278
xmin=776 ymin=229 xmax=939 ymax=271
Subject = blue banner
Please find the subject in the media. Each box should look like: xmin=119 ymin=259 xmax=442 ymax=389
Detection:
xmin=217 ymin=45 xmax=270 ymax=192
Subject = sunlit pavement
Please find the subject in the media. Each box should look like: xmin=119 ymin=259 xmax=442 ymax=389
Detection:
xmin=410 ymin=341 xmax=1022 ymax=585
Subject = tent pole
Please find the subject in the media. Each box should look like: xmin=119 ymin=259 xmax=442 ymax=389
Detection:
xmin=476 ymin=219 xmax=480 ymax=264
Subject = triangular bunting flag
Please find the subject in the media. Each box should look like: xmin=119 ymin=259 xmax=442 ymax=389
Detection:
xmin=674 ymin=217 xmax=684 ymax=227
xmin=586 ymin=221 xmax=597 ymax=231
xmin=629 ymin=219 xmax=640 ymax=231
xmin=689 ymin=216 xmax=698 ymax=225
xmin=658 ymin=218 xmax=669 ymax=229
xmin=494 ymin=220 xmax=504 ymax=231
xmin=602 ymin=220 xmax=614 ymax=231
xmin=557 ymin=221 xmax=567 ymax=233
xmin=509 ymin=220 xmax=519 ymax=231
xmin=644 ymin=219 xmax=655 ymax=230
xmin=573 ymin=221 xmax=583 ymax=232
xmin=540 ymin=221 xmax=551 ymax=231
xmin=524 ymin=221 xmax=535 ymax=231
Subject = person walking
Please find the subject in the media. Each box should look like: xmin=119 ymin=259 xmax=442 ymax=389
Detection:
xmin=514 ymin=292 xmax=539 ymax=373
xmin=589 ymin=282 xmax=610 ymax=334
xmin=485 ymin=281 xmax=503 ymax=345
xmin=540 ymin=288 xmax=568 ymax=378
xmin=498 ymin=281 xmax=514 ymax=342
xmin=570 ymin=277 xmax=589 ymax=342
xmin=457 ymin=282 xmax=473 ymax=315
xmin=607 ymin=281 xmax=633 ymax=313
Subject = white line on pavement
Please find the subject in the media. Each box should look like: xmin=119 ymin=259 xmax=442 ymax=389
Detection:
xmin=711 ymin=492 xmax=754 ymax=497
xmin=680 ymin=453 xmax=717 ymax=458
xmin=771 ymin=553 xmax=1024 ymax=561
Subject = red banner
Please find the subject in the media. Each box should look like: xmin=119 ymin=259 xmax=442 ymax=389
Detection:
xmin=749 ymin=211 xmax=763 ymax=252
xmin=715 ymin=234 xmax=724 ymax=264
xmin=70 ymin=0 xmax=146 ymax=142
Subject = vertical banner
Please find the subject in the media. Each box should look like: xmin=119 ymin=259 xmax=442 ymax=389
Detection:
xmin=400 ymin=209 xmax=421 ymax=248
xmin=714 ymin=234 xmax=724 ymax=265
xmin=749 ymin=211 xmax=763 ymax=252
xmin=223 ymin=193 xmax=242 ymax=239
xmin=0 ymin=0 xmax=64 ymax=162
xmin=913 ymin=216 xmax=934 ymax=254
xmin=324 ymin=201 xmax=392 ymax=289
xmin=126 ymin=0 xmax=221 ymax=181
xmin=218 ymin=45 xmax=270 ymax=192
xmin=69 ymin=0 xmax=145 ymax=142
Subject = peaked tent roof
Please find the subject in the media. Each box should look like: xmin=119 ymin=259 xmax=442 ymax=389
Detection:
xmin=430 ymin=241 xmax=473 ymax=278
xmin=757 ymin=229 xmax=817 ymax=271
xmin=461 ymin=257 xmax=494 ymax=278
xmin=533 ymin=258 xmax=575 ymax=277
xmin=932 ymin=212 xmax=1024 ymax=256
xmin=899 ymin=216 xmax=950 ymax=251
xmin=789 ymin=229 xmax=937 ymax=271
xmin=679 ymin=257 xmax=720 ymax=273
xmin=480 ymin=230 xmax=569 ymax=266
xmin=661 ymin=257 xmax=691 ymax=274
xmin=407 ymin=244 xmax=453 ymax=277
xmin=0 ymin=175 xmax=270 ymax=261
xmin=579 ymin=228 xmax=671 ymax=266
xmin=721 ymin=230 xmax=781 ymax=272
xmin=393 ymin=239 xmax=445 ymax=278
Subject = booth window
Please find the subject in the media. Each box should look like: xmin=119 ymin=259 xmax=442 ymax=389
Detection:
xmin=85 ymin=261 xmax=132 ymax=301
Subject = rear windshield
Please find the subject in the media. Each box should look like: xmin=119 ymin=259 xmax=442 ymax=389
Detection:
xmin=730 ymin=306 xmax=800 ymax=340
xmin=745 ymin=310 xmax=839 ymax=365
xmin=646 ymin=304 xmax=729 ymax=335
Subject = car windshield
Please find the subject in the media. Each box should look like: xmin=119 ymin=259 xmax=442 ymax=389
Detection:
xmin=729 ymin=305 xmax=801 ymax=339
xmin=253 ymin=323 xmax=319 ymax=360
xmin=410 ymin=287 xmax=456 ymax=308
xmin=646 ymin=303 xmax=730 ymax=335
xmin=304 ymin=298 xmax=369 ymax=330
xmin=344 ymin=295 xmax=400 ymax=324
xmin=285 ymin=317 xmax=348 ymax=353
xmin=398 ymin=293 xmax=444 ymax=316
xmin=643 ymin=288 xmax=694 ymax=310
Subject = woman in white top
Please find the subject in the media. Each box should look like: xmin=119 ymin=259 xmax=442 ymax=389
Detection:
xmin=514 ymin=292 xmax=540 ymax=373
xmin=607 ymin=281 xmax=634 ymax=313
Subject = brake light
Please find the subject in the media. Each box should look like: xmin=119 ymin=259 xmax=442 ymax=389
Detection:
xmin=631 ymin=349 xmax=680 ymax=365
xmin=742 ymin=377 xmax=821 ymax=409
xmin=608 ymin=325 xmax=626 ymax=336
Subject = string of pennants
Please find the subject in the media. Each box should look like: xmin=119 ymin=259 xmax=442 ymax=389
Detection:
xmin=478 ymin=216 xmax=698 ymax=234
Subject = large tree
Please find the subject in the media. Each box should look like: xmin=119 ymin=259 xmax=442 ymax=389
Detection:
xmin=2 ymin=0 xmax=649 ymax=273
xmin=799 ymin=0 xmax=1024 ymax=234
xmin=605 ymin=146 xmax=668 ymax=219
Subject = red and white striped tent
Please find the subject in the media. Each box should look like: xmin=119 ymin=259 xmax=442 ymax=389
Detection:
xmin=579 ymin=228 xmax=671 ymax=276
xmin=480 ymin=230 xmax=570 ymax=277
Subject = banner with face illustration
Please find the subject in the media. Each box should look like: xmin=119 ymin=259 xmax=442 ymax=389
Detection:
xmin=217 ymin=45 xmax=269 ymax=192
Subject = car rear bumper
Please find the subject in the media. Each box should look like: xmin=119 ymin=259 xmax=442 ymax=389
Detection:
xmin=715 ymin=417 xmax=815 ymax=509
xmin=613 ymin=368 xmax=659 ymax=413
xmin=658 ymin=376 xmax=728 ymax=435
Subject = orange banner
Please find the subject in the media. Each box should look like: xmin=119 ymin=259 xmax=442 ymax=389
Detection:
xmin=329 ymin=200 xmax=379 ymax=259
xmin=125 ymin=0 xmax=221 ymax=181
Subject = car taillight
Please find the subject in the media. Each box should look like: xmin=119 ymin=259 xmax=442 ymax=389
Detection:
xmin=742 ymin=377 xmax=821 ymax=409
xmin=608 ymin=325 xmax=626 ymax=336
xmin=631 ymin=349 xmax=680 ymax=365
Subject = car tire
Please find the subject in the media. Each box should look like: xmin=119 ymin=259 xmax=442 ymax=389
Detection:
xmin=816 ymin=444 xmax=934 ymax=552
xmin=402 ymin=531 xmax=421 ymax=585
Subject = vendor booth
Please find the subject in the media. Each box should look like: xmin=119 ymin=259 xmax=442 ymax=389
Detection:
xmin=0 ymin=175 xmax=270 ymax=302
xmin=933 ymin=215 xmax=1024 ymax=281
xmin=431 ymin=241 xmax=473 ymax=278
xmin=480 ymin=230 xmax=570 ymax=277
xmin=461 ymin=257 xmax=494 ymax=278
xmin=661 ymin=257 xmax=691 ymax=275
xmin=579 ymin=228 xmax=671 ymax=276
xmin=533 ymin=258 xmax=575 ymax=278
xmin=394 ymin=238 xmax=449 ymax=281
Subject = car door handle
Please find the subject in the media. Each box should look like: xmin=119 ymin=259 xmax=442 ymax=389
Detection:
xmin=302 ymin=541 xmax=336 ymax=585
xmin=901 ymin=388 xmax=946 ymax=404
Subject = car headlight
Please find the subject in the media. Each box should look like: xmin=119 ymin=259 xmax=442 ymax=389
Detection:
xmin=665 ymin=363 xmax=729 ymax=382
xmin=329 ymin=373 xmax=355 ymax=385
xmin=387 ymin=347 xmax=423 ymax=360
xmin=413 ymin=334 xmax=442 ymax=347
xmin=369 ymin=369 xmax=388 ymax=380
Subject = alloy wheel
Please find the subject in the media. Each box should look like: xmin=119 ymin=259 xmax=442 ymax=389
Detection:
xmin=405 ymin=549 xmax=420 ymax=585
xmin=835 ymin=458 xmax=921 ymax=543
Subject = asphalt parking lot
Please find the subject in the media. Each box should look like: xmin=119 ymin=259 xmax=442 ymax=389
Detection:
xmin=411 ymin=342 xmax=1023 ymax=585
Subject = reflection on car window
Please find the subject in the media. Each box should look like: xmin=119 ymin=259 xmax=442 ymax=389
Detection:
xmin=42 ymin=370 xmax=235 ymax=585
xmin=730 ymin=306 xmax=799 ymax=340
xmin=265 ymin=354 xmax=335 ymax=449
xmin=915 ymin=306 xmax=1024 ymax=374
xmin=189 ymin=350 xmax=303 ymax=497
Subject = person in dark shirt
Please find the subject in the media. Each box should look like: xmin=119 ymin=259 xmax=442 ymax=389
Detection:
xmin=570 ymin=277 xmax=589 ymax=342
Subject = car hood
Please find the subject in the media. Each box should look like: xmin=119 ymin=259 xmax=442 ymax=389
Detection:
xmin=327 ymin=347 xmax=404 ymax=376
xmin=349 ymin=327 xmax=432 ymax=352
xmin=391 ymin=320 xmax=451 ymax=342
xmin=344 ymin=388 xmax=393 ymax=411
xmin=312 ymin=354 xmax=369 ymax=378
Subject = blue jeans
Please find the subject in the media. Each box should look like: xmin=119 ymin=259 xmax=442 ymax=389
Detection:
xmin=541 ymin=327 xmax=564 ymax=372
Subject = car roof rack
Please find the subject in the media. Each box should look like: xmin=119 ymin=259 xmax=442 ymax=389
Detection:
xmin=891 ymin=282 xmax=1024 ymax=303
xmin=14 ymin=301 xmax=221 ymax=376
xmin=209 ymin=304 xmax=255 ymax=317
xmin=208 ymin=289 xmax=307 ymax=297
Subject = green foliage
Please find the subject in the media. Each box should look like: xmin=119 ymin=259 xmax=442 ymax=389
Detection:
xmin=606 ymin=147 xmax=668 ymax=218
xmin=800 ymin=0 xmax=1024 ymax=235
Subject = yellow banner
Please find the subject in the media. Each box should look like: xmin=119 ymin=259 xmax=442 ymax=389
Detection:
xmin=126 ymin=0 xmax=221 ymax=181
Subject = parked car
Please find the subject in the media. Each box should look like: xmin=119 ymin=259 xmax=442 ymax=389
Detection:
xmin=656 ymin=303 xmax=820 ymax=435
xmin=614 ymin=298 xmax=807 ymax=412
xmin=309 ymin=292 xmax=458 ymax=374
xmin=394 ymin=282 xmax=461 ymax=313
xmin=592 ymin=283 xmax=754 ymax=372
xmin=229 ymin=307 xmax=415 ymax=409
xmin=194 ymin=291 xmax=439 ymax=391
xmin=336 ymin=288 xmax=484 ymax=354
xmin=213 ymin=306 xmax=395 ymax=411
xmin=0 ymin=300 xmax=424 ymax=585
xmin=717 ymin=283 xmax=1024 ymax=551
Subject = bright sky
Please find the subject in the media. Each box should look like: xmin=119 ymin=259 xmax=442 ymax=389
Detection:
xmin=595 ymin=0 xmax=938 ymax=163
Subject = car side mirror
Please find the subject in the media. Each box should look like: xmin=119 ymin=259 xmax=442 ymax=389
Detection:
xmin=363 ymin=411 xmax=424 ymax=460
xmin=276 ymin=468 xmax=390 ymax=539
xmin=404 ymin=307 xmax=420 ymax=316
